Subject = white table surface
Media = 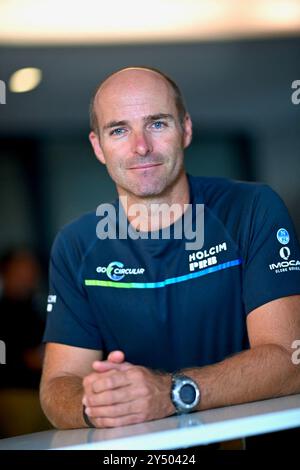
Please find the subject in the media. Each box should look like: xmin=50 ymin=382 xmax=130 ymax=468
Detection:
xmin=0 ymin=394 xmax=299 ymax=450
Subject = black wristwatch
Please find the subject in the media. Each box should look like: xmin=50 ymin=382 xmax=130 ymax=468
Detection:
xmin=170 ymin=374 xmax=200 ymax=414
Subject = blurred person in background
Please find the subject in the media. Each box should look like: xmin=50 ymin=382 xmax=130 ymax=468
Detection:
xmin=0 ymin=249 xmax=49 ymax=437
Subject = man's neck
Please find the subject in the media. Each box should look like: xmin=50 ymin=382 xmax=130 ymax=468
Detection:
xmin=117 ymin=174 xmax=190 ymax=232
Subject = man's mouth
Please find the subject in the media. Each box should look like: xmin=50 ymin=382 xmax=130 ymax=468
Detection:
xmin=129 ymin=163 xmax=163 ymax=170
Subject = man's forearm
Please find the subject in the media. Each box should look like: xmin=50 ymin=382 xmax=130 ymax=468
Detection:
xmin=182 ymin=344 xmax=300 ymax=411
xmin=40 ymin=376 xmax=86 ymax=429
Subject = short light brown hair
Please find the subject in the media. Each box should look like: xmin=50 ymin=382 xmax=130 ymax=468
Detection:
xmin=89 ymin=66 xmax=187 ymax=134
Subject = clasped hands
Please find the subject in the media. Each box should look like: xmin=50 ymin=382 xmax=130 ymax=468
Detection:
xmin=82 ymin=351 xmax=175 ymax=428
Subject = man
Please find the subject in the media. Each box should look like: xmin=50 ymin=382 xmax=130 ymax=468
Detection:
xmin=40 ymin=66 xmax=300 ymax=430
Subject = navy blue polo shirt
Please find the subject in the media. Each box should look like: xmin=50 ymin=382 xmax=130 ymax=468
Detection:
xmin=43 ymin=175 xmax=300 ymax=372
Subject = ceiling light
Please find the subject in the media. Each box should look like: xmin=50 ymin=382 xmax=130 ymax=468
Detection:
xmin=9 ymin=67 xmax=42 ymax=93
xmin=0 ymin=0 xmax=299 ymax=44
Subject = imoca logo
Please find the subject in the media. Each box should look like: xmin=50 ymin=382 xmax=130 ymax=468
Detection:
xmin=96 ymin=261 xmax=145 ymax=281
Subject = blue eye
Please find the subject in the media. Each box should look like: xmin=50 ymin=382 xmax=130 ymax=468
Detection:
xmin=151 ymin=121 xmax=166 ymax=130
xmin=110 ymin=128 xmax=125 ymax=136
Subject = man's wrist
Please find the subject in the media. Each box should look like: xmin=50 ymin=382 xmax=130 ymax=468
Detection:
xmin=82 ymin=404 xmax=95 ymax=428
xmin=161 ymin=372 xmax=177 ymax=416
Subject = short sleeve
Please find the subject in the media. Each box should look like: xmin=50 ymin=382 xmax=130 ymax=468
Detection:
xmin=43 ymin=230 xmax=103 ymax=350
xmin=243 ymin=185 xmax=300 ymax=314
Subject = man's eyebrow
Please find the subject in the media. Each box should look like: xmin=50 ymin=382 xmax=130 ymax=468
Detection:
xmin=102 ymin=114 xmax=175 ymax=131
xmin=103 ymin=120 xmax=128 ymax=131
xmin=144 ymin=113 xmax=174 ymax=122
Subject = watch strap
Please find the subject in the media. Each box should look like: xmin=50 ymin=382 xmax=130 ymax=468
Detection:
xmin=82 ymin=405 xmax=95 ymax=428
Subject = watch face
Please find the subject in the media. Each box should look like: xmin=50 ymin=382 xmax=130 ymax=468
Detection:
xmin=171 ymin=375 xmax=200 ymax=413
xmin=179 ymin=383 xmax=197 ymax=404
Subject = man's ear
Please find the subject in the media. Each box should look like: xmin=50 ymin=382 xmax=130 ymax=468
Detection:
xmin=182 ymin=113 xmax=193 ymax=149
xmin=89 ymin=131 xmax=106 ymax=165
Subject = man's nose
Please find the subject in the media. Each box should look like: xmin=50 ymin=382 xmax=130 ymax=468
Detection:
xmin=131 ymin=130 xmax=153 ymax=156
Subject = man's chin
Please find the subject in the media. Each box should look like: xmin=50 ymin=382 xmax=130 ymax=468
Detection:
xmin=130 ymin=190 xmax=163 ymax=199
xmin=118 ymin=178 xmax=165 ymax=198
xmin=130 ymin=183 xmax=167 ymax=198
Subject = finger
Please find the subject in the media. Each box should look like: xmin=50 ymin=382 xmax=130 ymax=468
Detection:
xmin=82 ymin=371 xmax=103 ymax=404
xmin=92 ymin=368 xmax=130 ymax=394
xmin=85 ymin=400 xmax=140 ymax=419
xmin=82 ymin=367 xmax=130 ymax=406
xmin=82 ymin=369 xmax=130 ymax=406
xmin=84 ymin=384 xmax=135 ymax=407
xmin=92 ymin=360 xmax=131 ymax=373
xmin=82 ymin=371 xmax=102 ymax=392
xmin=107 ymin=350 xmax=125 ymax=363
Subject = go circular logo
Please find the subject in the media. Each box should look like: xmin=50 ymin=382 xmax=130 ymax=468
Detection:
xmin=96 ymin=261 xmax=145 ymax=281
xmin=277 ymin=228 xmax=290 ymax=245
xmin=106 ymin=261 xmax=124 ymax=281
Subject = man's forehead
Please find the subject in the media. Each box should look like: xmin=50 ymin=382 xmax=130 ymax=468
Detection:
xmin=95 ymin=69 xmax=173 ymax=107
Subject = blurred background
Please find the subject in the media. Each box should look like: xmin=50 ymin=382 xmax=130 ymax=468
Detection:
xmin=0 ymin=0 xmax=299 ymax=438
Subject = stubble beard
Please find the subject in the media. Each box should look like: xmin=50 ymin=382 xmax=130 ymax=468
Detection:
xmin=116 ymin=157 xmax=185 ymax=200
